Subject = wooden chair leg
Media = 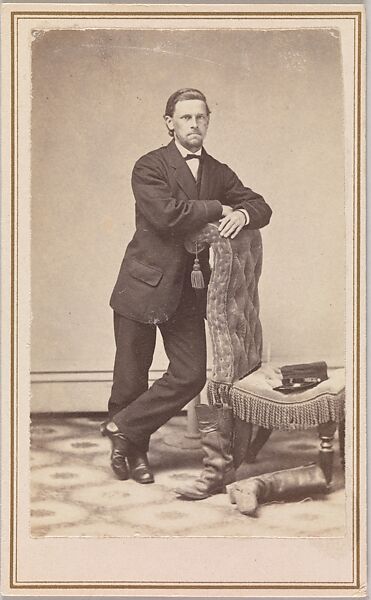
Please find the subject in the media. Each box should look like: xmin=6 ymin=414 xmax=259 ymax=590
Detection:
xmin=245 ymin=427 xmax=273 ymax=463
xmin=318 ymin=421 xmax=337 ymax=485
xmin=233 ymin=417 xmax=253 ymax=469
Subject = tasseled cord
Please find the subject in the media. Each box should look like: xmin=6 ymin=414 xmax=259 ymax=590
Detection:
xmin=191 ymin=241 xmax=205 ymax=289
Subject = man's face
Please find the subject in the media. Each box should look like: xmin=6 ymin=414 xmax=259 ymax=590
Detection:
xmin=164 ymin=99 xmax=209 ymax=151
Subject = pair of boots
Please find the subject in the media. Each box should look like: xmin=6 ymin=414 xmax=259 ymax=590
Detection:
xmin=175 ymin=405 xmax=329 ymax=508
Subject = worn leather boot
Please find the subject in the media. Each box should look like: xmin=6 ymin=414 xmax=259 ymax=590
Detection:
xmin=127 ymin=449 xmax=154 ymax=484
xmin=175 ymin=404 xmax=235 ymax=500
xmin=101 ymin=421 xmax=130 ymax=481
xmin=228 ymin=463 xmax=328 ymax=516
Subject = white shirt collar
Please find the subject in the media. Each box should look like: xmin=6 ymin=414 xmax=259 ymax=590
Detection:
xmin=174 ymin=139 xmax=202 ymax=158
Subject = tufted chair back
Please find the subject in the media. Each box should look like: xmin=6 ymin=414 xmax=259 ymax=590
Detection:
xmin=185 ymin=223 xmax=263 ymax=402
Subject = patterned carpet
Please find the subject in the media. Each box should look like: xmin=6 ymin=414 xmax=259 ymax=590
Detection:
xmin=30 ymin=414 xmax=345 ymax=538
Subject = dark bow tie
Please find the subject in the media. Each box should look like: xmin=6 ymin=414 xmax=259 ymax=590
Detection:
xmin=185 ymin=153 xmax=202 ymax=161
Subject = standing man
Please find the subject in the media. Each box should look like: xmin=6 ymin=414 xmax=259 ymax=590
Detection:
xmin=103 ymin=88 xmax=271 ymax=487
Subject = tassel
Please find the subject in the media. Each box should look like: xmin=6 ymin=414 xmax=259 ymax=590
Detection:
xmin=191 ymin=242 xmax=205 ymax=289
xmin=191 ymin=258 xmax=205 ymax=288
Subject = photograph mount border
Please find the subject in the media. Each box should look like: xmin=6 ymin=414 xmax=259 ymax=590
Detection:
xmin=4 ymin=5 xmax=364 ymax=593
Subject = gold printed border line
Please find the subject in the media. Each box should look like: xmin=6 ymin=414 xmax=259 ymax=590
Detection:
xmin=6 ymin=584 xmax=364 ymax=591
xmin=355 ymin=7 xmax=362 ymax=591
xmin=9 ymin=8 xmax=363 ymax=591
xmin=10 ymin=6 xmax=15 ymax=591
xmin=9 ymin=9 xmax=365 ymax=17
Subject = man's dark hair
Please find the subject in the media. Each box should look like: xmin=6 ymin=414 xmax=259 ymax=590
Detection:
xmin=164 ymin=88 xmax=211 ymax=118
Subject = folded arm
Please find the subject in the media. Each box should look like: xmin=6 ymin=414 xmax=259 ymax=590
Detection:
xmin=132 ymin=154 xmax=272 ymax=237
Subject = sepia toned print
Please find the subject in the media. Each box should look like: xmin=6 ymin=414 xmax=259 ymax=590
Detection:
xmin=1 ymin=3 xmax=366 ymax=596
xmin=30 ymin=24 xmax=343 ymax=536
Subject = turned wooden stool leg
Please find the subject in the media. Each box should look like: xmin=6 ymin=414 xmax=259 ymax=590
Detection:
xmin=338 ymin=418 xmax=345 ymax=469
xmin=233 ymin=417 xmax=253 ymax=469
xmin=246 ymin=427 xmax=273 ymax=463
xmin=318 ymin=421 xmax=337 ymax=484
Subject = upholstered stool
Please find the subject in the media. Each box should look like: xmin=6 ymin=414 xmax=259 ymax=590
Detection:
xmin=228 ymin=364 xmax=346 ymax=483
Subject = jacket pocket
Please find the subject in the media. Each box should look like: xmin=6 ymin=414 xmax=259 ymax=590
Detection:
xmin=128 ymin=259 xmax=163 ymax=287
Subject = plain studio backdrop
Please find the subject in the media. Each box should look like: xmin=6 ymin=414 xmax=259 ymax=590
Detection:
xmin=30 ymin=28 xmax=345 ymax=412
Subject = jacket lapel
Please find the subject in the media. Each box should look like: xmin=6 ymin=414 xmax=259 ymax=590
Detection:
xmin=166 ymin=140 xmax=198 ymax=200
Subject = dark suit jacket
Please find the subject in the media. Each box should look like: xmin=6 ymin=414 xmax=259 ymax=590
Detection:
xmin=110 ymin=140 xmax=272 ymax=324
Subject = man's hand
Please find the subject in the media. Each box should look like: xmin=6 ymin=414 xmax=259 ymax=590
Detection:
xmin=221 ymin=205 xmax=233 ymax=217
xmin=219 ymin=208 xmax=247 ymax=239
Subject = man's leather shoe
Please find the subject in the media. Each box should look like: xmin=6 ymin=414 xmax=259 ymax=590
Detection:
xmin=101 ymin=421 xmax=130 ymax=481
xmin=127 ymin=450 xmax=154 ymax=484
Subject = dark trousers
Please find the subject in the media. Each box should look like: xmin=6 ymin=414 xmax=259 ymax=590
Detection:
xmin=108 ymin=290 xmax=207 ymax=451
